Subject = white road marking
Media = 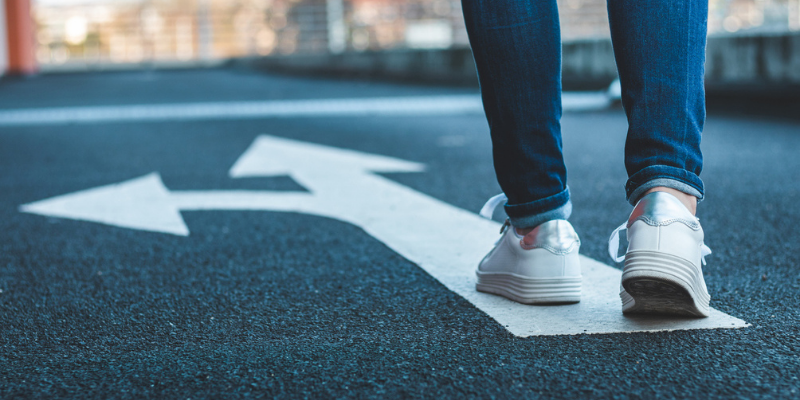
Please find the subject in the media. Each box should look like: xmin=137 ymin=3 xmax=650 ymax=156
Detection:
xmin=0 ymin=93 xmax=611 ymax=126
xmin=19 ymin=135 xmax=748 ymax=336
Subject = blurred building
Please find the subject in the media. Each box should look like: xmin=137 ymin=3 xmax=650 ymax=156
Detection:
xmin=30 ymin=0 xmax=800 ymax=68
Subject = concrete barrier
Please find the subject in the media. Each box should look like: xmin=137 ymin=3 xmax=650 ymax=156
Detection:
xmin=706 ymin=33 xmax=800 ymax=83
xmin=240 ymin=32 xmax=800 ymax=95
xmin=238 ymin=48 xmax=479 ymax=86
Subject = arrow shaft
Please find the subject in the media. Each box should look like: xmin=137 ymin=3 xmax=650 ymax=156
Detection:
xmin=291 ymin=170 xmax=501 ymax=273
xmin=171 ymin=191 xmax=320 ymax=214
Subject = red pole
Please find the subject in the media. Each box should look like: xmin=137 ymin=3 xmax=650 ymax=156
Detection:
xmin=5 ymin=0 xmax=37 ymax=75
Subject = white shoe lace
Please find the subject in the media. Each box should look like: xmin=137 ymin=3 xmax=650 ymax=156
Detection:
xmin=479 ymin=193 xmax=508 ymax=219
xmin=479 ymin=193 xmax=511 ymax=240
xmin=607 ymin=221 xmax=712 ymax=265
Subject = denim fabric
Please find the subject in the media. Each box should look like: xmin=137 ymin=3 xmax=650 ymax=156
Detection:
xmin=461 ymin=0 xmax=708 ymax=227
xmin=507 ymin=188 xmax=573 ymax=229
xmin=460 ymin=0 xmax=567 ymax=229
xmin=627 ymin=173 xmax=704 ymax=206
xmin=607 ymin=0 xmax=708 ymax=204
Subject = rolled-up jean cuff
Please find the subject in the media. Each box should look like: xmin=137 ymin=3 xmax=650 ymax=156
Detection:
xmin=504 ymin=187 xmax=572 ymax=229
xmin=626 ymin=165 xmax=704 ymax=205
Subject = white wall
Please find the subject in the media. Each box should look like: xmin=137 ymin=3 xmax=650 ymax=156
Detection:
xmin=0 ymin=0 xmax=8 ymax=76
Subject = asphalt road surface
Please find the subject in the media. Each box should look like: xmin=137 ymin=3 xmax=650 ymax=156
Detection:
xmin=1 ymin=69 xmax=798 ymax=399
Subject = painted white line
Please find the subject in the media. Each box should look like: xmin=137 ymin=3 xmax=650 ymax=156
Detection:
xmin=19 ymin=135 xmax=747 ymax=336
xmin=0 ymin=93 xmax=610 ymax=126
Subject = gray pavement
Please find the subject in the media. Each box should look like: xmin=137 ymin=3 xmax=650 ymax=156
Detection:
xmin=0 ymin=69 xmax=798 ymax=398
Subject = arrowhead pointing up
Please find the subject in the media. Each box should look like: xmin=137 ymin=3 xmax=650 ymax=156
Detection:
xmin=229 ymin=135 xmax=426 ymax=178
xmin=19 ymin=173 xmax=190 ymax=236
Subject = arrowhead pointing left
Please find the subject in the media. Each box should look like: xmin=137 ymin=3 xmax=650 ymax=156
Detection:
xmin=20 ymin=173 xmax=190 ymax=236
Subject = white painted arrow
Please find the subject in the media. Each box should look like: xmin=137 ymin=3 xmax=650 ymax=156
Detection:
xmin=20 ymin=135 xmax=748 ymax=336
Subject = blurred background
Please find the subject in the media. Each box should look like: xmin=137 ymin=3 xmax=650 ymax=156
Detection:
xmin=0 ymin=0 xmax=797 ymax=73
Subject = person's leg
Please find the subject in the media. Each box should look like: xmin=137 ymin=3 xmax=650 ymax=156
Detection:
xmin=461 ymin=0 xmax=570 ymax=229
xmin=607 ymin=0 xmax=707 ymax=205
xmin=606 ymin=0 xmax=711 ymax=316
xmin=463 ymin=0 xmax=582 ymax=305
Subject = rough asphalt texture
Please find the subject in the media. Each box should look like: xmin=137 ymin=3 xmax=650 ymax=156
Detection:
xmin=0 ymin=69 xmax=798 ymax=399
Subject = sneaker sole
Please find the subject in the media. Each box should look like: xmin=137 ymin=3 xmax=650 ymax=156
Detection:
xmin=621 ymin=251 xmax=710 ymax=317
xmin=476 ymin=272 xmax=581 ymax=304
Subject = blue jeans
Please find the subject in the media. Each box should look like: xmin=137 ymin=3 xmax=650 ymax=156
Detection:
xmin=461 ymin=0 xmax=707 ymax=228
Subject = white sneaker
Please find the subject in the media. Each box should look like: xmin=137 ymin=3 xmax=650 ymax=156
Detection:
xmin=477 ymin=195 xmax=582 ymax=304
xmin=608 ymin=191 xmax=712 ymax=317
